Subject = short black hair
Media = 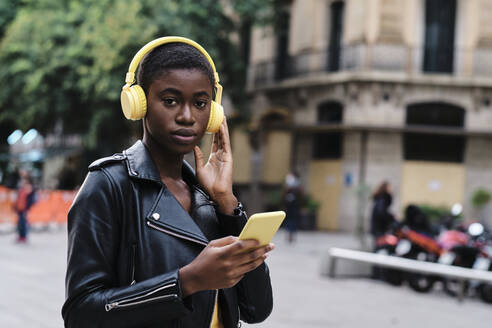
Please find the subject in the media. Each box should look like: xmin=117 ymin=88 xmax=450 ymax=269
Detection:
xmin=136 ymin=42 xmax=215 ymax=95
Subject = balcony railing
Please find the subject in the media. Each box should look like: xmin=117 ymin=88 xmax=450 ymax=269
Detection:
xmin=249 ymin=44 xmax=492 ymax=88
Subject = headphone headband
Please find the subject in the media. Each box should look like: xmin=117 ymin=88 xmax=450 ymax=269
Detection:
xmin=124 ymin=36 xmax=219 ymax=86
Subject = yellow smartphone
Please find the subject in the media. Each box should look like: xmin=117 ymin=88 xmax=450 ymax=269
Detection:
xmin=238 ymin=211 xmax=286 ymax=247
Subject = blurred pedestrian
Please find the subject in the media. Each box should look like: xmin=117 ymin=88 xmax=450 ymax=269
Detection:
xmin=283 ymin=171 xmax=303 ymax=243
xmin=13 ymin=169 xmax=36 ymax=243
xmin=370 ymin=181 xmax=396 ymax=239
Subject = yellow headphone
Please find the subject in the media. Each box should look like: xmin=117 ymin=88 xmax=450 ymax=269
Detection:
xmin=121 ymin=36 xmax=224 ymax=133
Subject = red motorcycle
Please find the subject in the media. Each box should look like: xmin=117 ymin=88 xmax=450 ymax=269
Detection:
xmin=374 ymin=225 xmax=443 ymax=292
xmin=438 ymin=222 xmax=492 ymax=303
xmin=393 ymin=227 xmax=443 ymax=293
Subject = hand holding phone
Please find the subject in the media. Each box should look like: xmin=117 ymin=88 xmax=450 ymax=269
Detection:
xmin=179 ymin=211 xmax=284 ymax=296
xmin=238 ymin=211 xmax=286 ymax=246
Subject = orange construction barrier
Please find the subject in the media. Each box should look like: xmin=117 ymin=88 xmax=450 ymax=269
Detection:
xmin=0 ymin=186 xmax=17 ymax=225
xmin=0 ymin=186 xmax=77 ymax=226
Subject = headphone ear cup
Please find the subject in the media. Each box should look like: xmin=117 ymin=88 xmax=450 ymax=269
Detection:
xmin=121 ymin=85 xmax=147 ymax=120
xmin=206 ymin=101 xmax=224 ymax=133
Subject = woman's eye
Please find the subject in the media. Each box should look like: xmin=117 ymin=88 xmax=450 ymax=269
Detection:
xmin=163 ymin=98 xmax=177 ymax=106
xmin=195 ymin=100 xmax=207 ymax=109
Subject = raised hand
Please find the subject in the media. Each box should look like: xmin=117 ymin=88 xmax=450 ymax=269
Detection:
xmin=194 ymin=118 xmax=237 ymax=214
xmin=178 ymin=236 xmax=274 ymax=297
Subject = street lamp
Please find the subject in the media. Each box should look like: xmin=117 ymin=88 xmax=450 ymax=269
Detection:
xmin=21 ymin=129 xmax=38 ymax=144
xmin=7 ymin=129 xmax=22 ymax=145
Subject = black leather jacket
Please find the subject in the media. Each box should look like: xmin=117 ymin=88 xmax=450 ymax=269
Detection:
xmin=62 ymin=141 xmax=273 ymax=328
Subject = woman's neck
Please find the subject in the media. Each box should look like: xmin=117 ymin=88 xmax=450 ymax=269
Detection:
xmin=142 ymin=134 xmax=183 ymax=180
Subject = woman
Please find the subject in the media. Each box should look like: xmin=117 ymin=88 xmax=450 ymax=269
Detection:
xmin=370 ymin=181 xmax=396 ymax=238
xmin=62 ymin=38 xmax=274 ymax=328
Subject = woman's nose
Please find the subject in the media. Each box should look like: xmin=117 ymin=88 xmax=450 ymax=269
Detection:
xmin=176 ymin=103 xmax=195 ymax=125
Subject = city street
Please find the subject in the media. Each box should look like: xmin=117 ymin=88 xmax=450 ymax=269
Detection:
xmin=0 ymin=228 xmax=491 ymax=328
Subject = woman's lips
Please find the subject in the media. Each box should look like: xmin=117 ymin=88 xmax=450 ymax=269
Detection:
xmin=171 ymin=130 xmax=196 ymax=144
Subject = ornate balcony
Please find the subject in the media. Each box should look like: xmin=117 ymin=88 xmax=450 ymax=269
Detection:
xmin=248 ymin=44 xmax=492 ymax=89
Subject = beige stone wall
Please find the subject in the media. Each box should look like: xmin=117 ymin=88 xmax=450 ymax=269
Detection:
xmin=249 ymin=26 xmax=275 ymax=64
xmin=292 ymin=133 xmax=313 ymax=186
xmin=290 ymin=0 xmax=315 ymax=53
xmin=464 ymin=137 xmax=492 ymax=222
xmin=344 ymin=84 xmax=405 ymax=127
xmin=308 ymin=160 xmax=342 ymax=230
xmin=313 ymin=0 xmax=330 ymax=50
xmin=262 ymin=131 xmax=292 ymax=184
xmin=403 ymin=0 xmax=419 ymax=46
xmin=248 ymin=0 xmax=492 ymax=73
xmin=232 ymin=128 xmax=252 ymax=184
xmin=402 ymin=86 xmax=472 ymax=115
xmin=378 ymin=0 xmax=405 ymax=43
xmin=477 ymin=0 xmax=492 ymax=47
xmin=466 ymin=101 xmax=492 ymax=130
xmin=400 ymin=161 xmax=465 ymax=209
xmin=345 ymin=0 xmax=367 ymax=44
xmin=338 ymin=131 xmax=362 ymax=232
xmin=299 ymin=84 xmax=346 ymax=124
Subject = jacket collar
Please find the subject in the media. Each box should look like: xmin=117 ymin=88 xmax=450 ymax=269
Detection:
xmin=123 ymin=140 xmax=162 ymax=183
xmin=123 ymin=140 xmax=198 ymax=185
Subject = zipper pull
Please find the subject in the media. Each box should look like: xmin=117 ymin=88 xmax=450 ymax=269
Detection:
xmin=105 ymin=302 xmax=119 ymax=312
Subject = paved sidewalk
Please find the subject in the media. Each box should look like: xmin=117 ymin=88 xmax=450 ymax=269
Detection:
xmin=0 ymin=228 xmax=491 ymax=327
xmin=0 ymin=228 xmax=67 ymax=327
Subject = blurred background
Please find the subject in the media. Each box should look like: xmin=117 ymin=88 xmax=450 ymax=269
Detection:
xmin=2 ymin=0 xmax=492 ymax=327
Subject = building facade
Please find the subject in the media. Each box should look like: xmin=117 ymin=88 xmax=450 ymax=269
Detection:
xmin=232 ymin=0 xmax=492 ymax=231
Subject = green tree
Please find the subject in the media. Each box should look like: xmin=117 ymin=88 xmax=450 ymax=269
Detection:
xmin=0 ymin=0 xmax=20 ymax=38
xmin=0 ymin=0 xmax=274 ymax=153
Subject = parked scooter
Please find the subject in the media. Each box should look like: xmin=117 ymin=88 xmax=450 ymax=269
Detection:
xmin=393 ymin=205 xmax=442 ymax=293
xmin=394 ymin=226 xmax=442 ymax=293
xmin=373 ymin=205 xmax=442 ymax=292
xmin=468 ymin=223 xmax=492 ymax=303
xmin=374 ymin=232 xmax=404 ymax=285
xmin=373 ymin=203 xmax=492 ymax=303
xmin=439 ymin=222 xmax=492 ymax=302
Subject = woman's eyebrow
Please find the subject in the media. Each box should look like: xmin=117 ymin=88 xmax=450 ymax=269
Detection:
xmin=158 ymin=88 xmax=182 ymax=97
xmin=194 ymin=91 xmax=211 ymax=98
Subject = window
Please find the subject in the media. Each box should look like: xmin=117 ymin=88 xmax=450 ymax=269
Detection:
xmin=318 ymin=101 xmax=343 ymax=122
xmin=404 ymin=103 xmax=465 ymax=163
xmin=327 ymin=1 xmax=344 ymax=72
xmin=423 ymin=0 xmax=456 ymax=73
xmin=313 ymin=102 xmax=343 ymax=159
xmin=275 ymin=8 xmax=290 ymax=81
xmin=406 ymin=102 xmax=464 ymax=127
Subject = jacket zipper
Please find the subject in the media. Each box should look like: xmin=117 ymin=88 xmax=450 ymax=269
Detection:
xmin=105 ymin=282 xmax=177 ymax=312
xmin=129 ymin=244 xmax=136 ymax=285
xmin=146 ymin=221 xmax=208 ymax=246
xmin=237 ymin=306 xmax=241 ymax=327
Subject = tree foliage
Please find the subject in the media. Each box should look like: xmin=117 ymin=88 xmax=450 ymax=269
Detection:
xmin=0 ymin=0 xmax=274 ymax=152
xmin=0 ymin=0 xmax=20 ymax=38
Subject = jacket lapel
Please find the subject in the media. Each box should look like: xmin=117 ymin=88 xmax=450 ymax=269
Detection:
xmin=146 ymin=186 xmax=209 ymax=246
xmin=124 ymin=140 xmax=211 ymax=245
